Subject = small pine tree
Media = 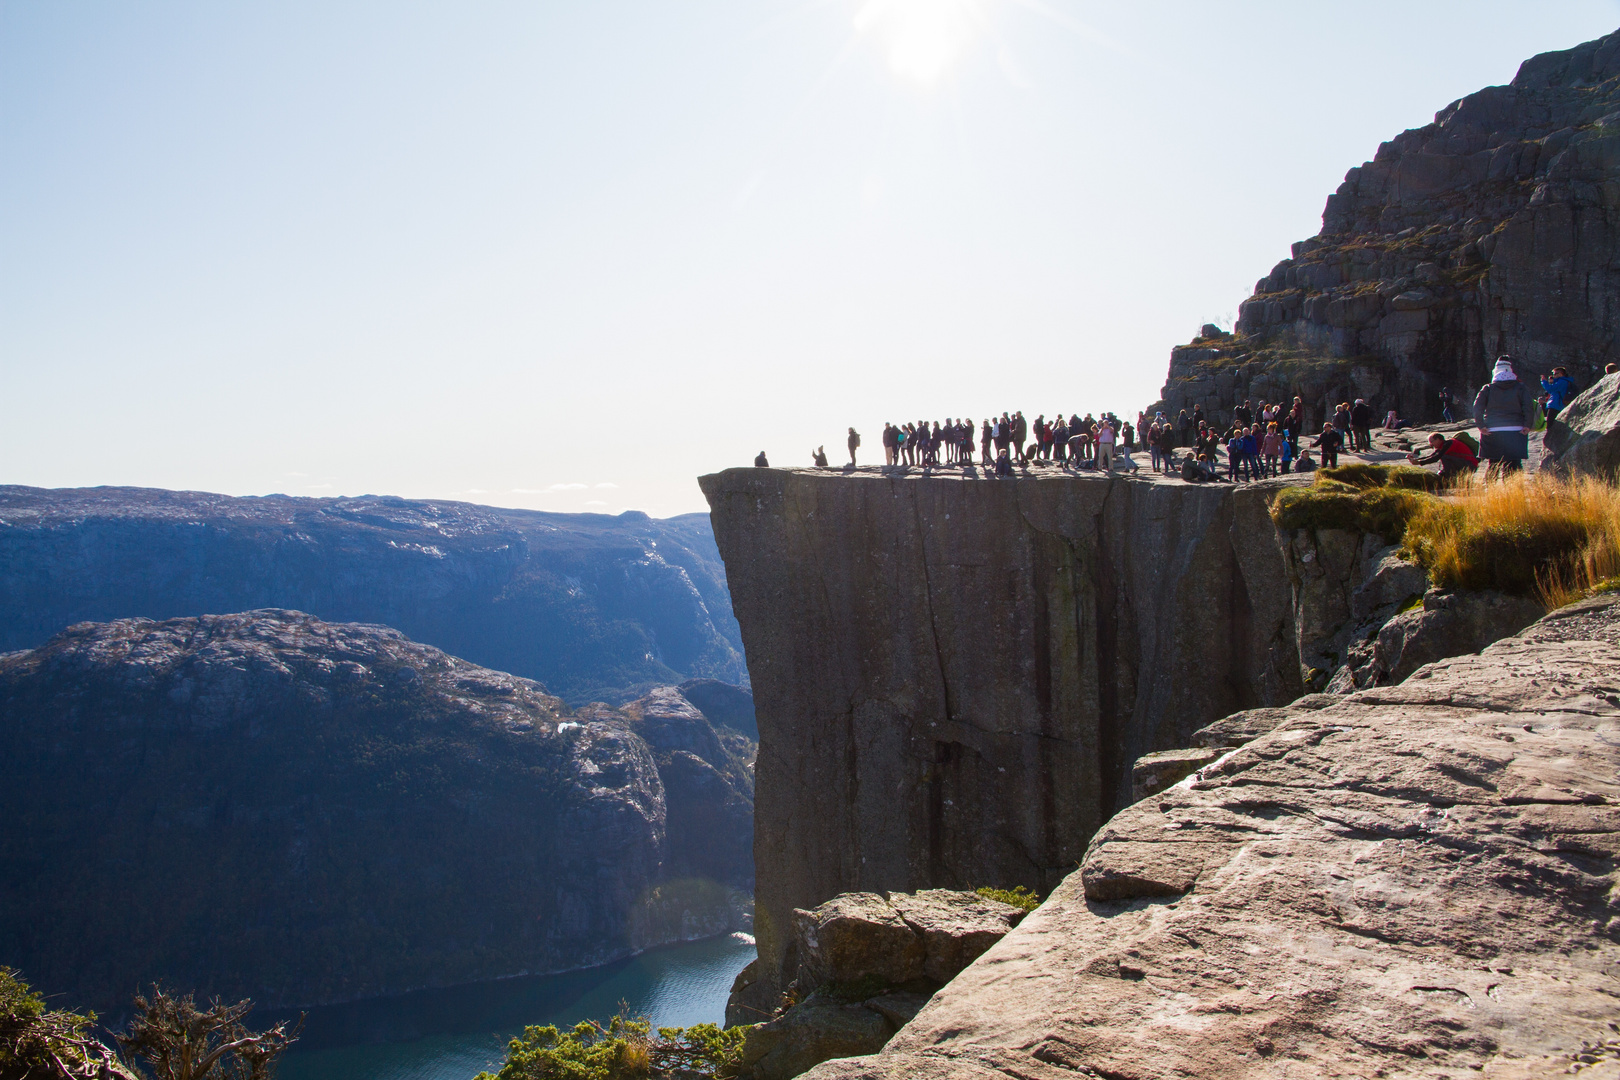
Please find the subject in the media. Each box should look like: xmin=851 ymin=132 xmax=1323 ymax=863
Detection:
xmin=116 ymin=986 xmax=302 ymax=1080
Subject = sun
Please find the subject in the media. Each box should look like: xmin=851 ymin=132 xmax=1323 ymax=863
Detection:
xmin=854 ymin=0 xmax=984 ymax=87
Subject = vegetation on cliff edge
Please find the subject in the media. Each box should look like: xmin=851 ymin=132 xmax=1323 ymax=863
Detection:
xmin=475 ymin=1014 xmax=748 ymax=1080
xmin=974 ymin=886 xmax=1041 ymax=913
xmin=1271 ymin=468 xmax=1620 ymax=604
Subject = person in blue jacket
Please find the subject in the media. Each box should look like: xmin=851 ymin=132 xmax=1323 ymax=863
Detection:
xmin=1541 ymin=366 xmax=1576 ymax=421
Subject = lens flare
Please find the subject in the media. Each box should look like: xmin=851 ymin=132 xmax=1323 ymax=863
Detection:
xmin=854 ymin=0 xmax=982 ymax=86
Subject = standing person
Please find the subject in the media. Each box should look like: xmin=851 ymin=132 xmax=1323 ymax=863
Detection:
xmin=1122 ymin=420 xmax=1134 ymax=450
xmin=1311 ymin=423 xmax=1343 ymax=469
xmin=1178 ymin=409 xmax=1193 ymax=448
xmin=882 ymin=423 xmax=898 ymax=465
xmin=980 ymin=419 xmax=993 ymax=465
xmin=1285 ymin=398 xmax=1304 ymax=455
xmin=1349 ymin=398 xmax=1372 ymax=452
xmin=1541 ymin=366 xmax=1576 ymax=421
xmin=1439 ymin=386 xmax=1455 ymax=423
xmin=1473 ymin=356 xmax=1535 ymax=478
xmin=1148 ymin=422 xmax=1163 ymax=473
xmin=1097 ymin=418 xmax=1116 ymax=473
xmin=1014 ymin=411 xmax=1030 ymax=463
xmin=1158 ymin=418 xmax=1178 ymax=473
xmin=1234 ymin=399 xmax=1253 ymax=429
xmin=1262 ymin=422 xmax=1282 ymax=477
xmin=1333 ymin=402 xmax=1351 ymax=435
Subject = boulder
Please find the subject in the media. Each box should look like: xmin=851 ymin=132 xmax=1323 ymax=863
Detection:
xmin=739 ymin=889 xmax=1026 ymax=1077
xmin=1547 ymin=371 xmax=1620 ymax=477
xmin=1373 ymin=587 xmax=1547 ymax=685
xmin=884 ymin=891 xmax=1025 ymax=983
xmin=787 ymin=890 xmax=1024 ymax=990
xmin=739 ymin=997 xmax=895 ymax=1080
xmin=1128 ymin=747 xmax=1221 ymax=802
xmin=791 ymin=893 xmax=926 ymax=988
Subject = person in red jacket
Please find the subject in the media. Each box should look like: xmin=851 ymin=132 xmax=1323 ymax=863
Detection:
xmin=1406 ymin=432 xmax=1479 ymax=482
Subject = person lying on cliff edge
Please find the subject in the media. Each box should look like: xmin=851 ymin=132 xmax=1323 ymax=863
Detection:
xmin=1406 ymin=432 xmax=1479 ymax=483
xmin=1473 ymin=356 xmax=1534 ymax=479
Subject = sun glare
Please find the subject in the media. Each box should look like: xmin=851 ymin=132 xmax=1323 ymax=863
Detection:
xmin=854 ymin=0 xmax=983 ymax=86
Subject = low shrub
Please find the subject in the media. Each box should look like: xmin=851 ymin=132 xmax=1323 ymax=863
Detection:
xmin=1316 ymin=462 xmax=1442 ymax=492
xmin=1402 ymin=474 xmax=1620 ymax=604
xmin=975 ymin=885 xmax=1041 ymax=913
xmin=476 ymin=1014 xmax=748 ymax=1080
xmin=1269 ymin=482 xmax=1433 ymax=543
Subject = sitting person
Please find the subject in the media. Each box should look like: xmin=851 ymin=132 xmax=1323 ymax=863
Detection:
xmin=754 ymin=451 xmax=769 ymax=467
xmin=994 ymin=448 xmax=1014 ymax=476
xmin=1406 ymin=432 xmax=1479 ymax=481
xmin=812 ymin=446 xmax=829 ymax=467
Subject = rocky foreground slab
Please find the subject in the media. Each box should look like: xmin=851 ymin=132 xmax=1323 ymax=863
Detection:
xmin=804 ymin=597 xmax=1620 ymax=1079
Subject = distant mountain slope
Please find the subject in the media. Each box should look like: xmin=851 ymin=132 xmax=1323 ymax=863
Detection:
xmin=0 ymin=486 xmax=743 ymax=704
xmin=1160 ymin=27 xmax=1620 ymax=429
xmin=0 ymin=610 xmax=753 ymax=1013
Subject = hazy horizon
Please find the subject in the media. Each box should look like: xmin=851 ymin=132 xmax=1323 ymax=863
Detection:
xmin=5 ymin=1 xmax=1619 ymax=517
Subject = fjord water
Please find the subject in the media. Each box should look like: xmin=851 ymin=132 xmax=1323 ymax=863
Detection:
xmin=278 ymin=934 xmax=755 ymax=1080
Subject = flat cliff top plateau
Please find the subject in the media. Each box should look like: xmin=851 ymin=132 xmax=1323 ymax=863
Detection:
xmin=804 ymin=596 xmax=1620 ymax=1080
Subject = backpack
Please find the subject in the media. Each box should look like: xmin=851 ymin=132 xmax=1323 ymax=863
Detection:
xmin=1454 ymin=431 xmax=1479 ymax=455
xmin=1442 ymin=438 xmax=1479 ymax=468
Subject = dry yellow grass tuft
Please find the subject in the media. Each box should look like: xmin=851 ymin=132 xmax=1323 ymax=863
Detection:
xmin=1400 ymin=473 xmax=1620 ymax=606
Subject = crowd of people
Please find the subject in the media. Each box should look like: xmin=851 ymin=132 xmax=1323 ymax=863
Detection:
xmin=753 ymin=354 xmax=1601 ymax=484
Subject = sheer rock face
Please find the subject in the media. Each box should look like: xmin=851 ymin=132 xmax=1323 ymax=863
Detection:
xmin=0 ymin=611 xmax=752 ymax=1013
xmin=802 ymin=598 xmax=1620 ymax=1080
xmin=0 ymin=485 xmax=744 ymax=704
xmin=699 ymin=467 xmax=1304 ymax=996
xmin=1161 ymin=29 xmax=1620 ymax=432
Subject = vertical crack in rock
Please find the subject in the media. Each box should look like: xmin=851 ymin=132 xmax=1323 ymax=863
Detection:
xmin=700 ymin=468 xmax=1301 ymax=996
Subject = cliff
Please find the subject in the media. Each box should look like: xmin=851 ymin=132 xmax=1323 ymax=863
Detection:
xmin=699 ymin=467 xmax=1304 ymax=997
xmin=1161 ymin=27 xmax=1620 ymax=429
xmin=806 ymin=595 xmax=1620 ymax=1079
xmin=0 ymin=485 xmax=743 ymax=705
xmin=0 ymin=610 xmax=753 ymax=1014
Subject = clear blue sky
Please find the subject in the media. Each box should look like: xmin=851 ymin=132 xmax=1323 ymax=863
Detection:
xmin=4 ymin=1 xmax=1617 ymax=515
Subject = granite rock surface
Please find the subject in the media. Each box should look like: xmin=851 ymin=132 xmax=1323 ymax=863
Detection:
xmin=802 ymin=597 xmax=1620 ymax=1080
xmin=1159 ymin=29 xmax=1620 ymax=432
xmin=1548 ymin=371 xmax=1620 ymax=476
xmin=700 ymin=466 xmax=1304 ymax=997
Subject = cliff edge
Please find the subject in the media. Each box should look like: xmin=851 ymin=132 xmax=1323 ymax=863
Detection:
xmin=700 ymin=467 xmax=1304 ymax=997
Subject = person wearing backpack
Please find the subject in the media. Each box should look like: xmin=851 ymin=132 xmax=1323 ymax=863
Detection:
xmin=1407 ymin=432 xmax=1478 ymax=482
xmin=847 ymin=427 xmax=861 ymax=466
xmin=1472 ymin=356 xmax=1535 ymax=478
